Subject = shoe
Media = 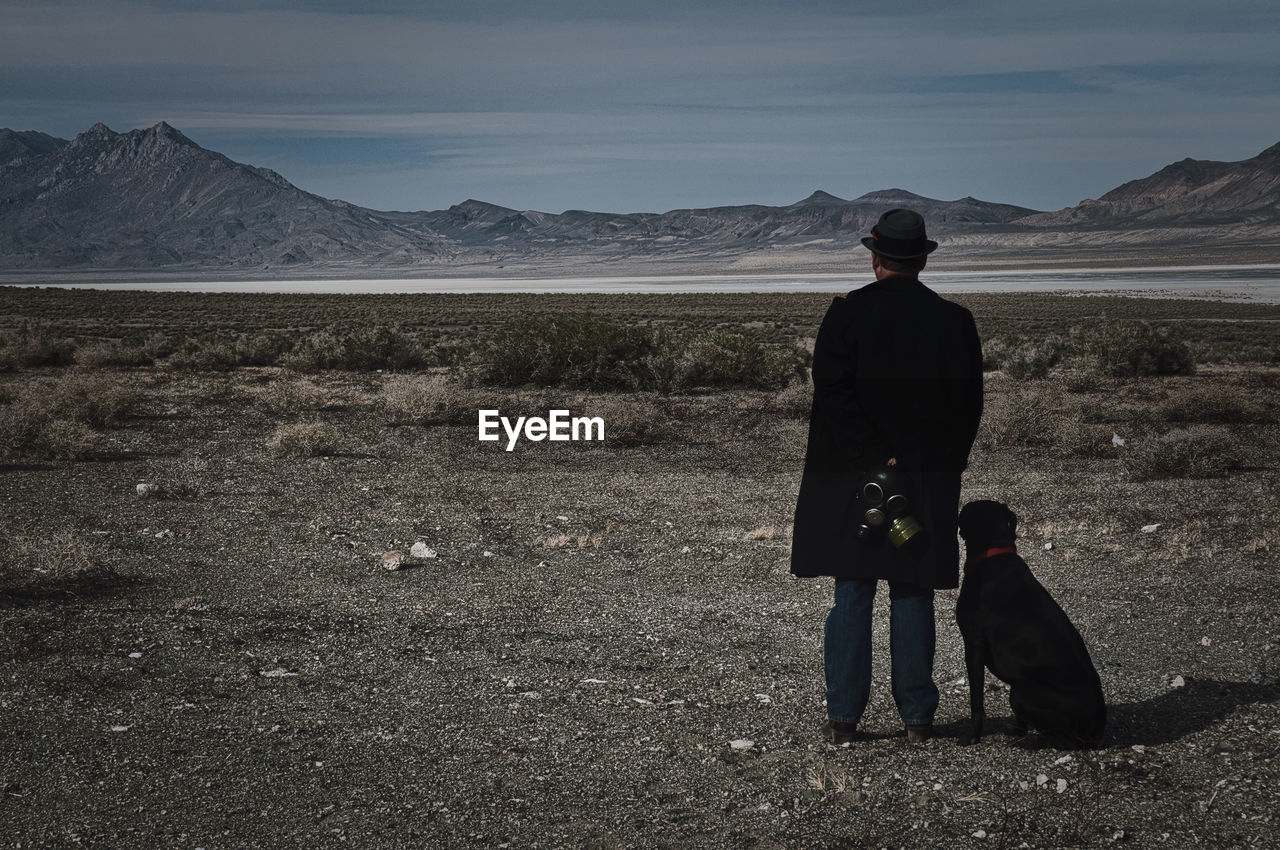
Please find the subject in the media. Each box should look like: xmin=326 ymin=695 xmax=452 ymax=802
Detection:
xmin=822 ymin=719 xmax=860 ymax=745
xmin=905 ymin=724 xmax=932 ymax=743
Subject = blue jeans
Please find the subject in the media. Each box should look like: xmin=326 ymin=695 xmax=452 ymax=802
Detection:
xmin=824 ymin=578 xmax=939 ymax=728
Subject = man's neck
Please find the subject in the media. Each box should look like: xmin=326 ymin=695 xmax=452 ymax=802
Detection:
xmin=873 ymin=271 xmax=920 ymax=283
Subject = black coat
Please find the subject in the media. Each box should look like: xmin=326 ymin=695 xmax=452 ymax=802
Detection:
xmin=790 ymin=276 xmax=983 ymax=589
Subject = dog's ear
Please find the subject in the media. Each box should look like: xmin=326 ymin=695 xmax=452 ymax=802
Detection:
xmin=1005 ymin=505 xmax=1018 ymax=539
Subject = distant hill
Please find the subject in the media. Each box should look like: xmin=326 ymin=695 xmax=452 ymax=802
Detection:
xmin=0 ymin=129 xmax=68 ymax=166
xmin=0 ymin=122 xmax=449 ymax=268
xmin=1 ymin=121 xmax=1277 ymax=272
xmin=1015 ymin=142 xmax=1280 ymax=228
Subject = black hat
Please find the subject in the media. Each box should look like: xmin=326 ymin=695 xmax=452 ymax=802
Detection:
xmin=860 ymin=208 xmax=938 ymax=260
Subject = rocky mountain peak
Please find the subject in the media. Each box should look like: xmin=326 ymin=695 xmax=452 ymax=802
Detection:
xmin=1253 ymin=140 xmax=1280 ymax=161
xmin=795 ymin=190 xmax=847 ymax=205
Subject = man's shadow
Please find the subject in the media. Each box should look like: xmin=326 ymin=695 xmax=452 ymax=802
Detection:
xmin=1104 ymin=677 xmax=1279 ymax=747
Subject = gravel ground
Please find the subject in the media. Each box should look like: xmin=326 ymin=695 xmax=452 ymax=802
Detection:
xmin=1 ymin=365 xmax=1278 ymax=849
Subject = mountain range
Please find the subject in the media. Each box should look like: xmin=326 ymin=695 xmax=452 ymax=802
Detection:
xmin=2 ymin=122 xmax=1278 ymax=274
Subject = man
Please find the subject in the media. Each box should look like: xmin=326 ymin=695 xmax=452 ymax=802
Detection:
xmin=791 ymin=208 xmax=983 ymax=744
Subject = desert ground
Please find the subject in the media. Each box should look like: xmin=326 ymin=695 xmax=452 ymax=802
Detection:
xmin=1 ymin=286 xmax=1278 ymax=848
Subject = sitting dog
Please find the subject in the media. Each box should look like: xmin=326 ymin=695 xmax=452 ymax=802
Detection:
xmin=956 ymin=500 xmax=1106 ymax=747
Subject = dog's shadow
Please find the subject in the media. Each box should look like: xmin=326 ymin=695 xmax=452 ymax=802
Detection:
xmin=1104 ymin=677 xmax=1279 ymax=747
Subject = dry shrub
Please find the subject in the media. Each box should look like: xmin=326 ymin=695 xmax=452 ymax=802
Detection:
xmin=1002 ymin=336 xmax=1068 ymax=381
xmin=258 ymin=376 xmax=329 ymax=412
xmin=590 ymin=394 xmax=678 ymax=446
xmin=75 ymin=339 xmax=153 ymax=369
xmin=1124 ymin=426 xmax=1244 ymax=480
xmin=977 ymin=385 xmax=1059 ymax=449
xmin=1051 ymin=410 xmax=1115 ymax=458
xmin=677 ymin=332 xmax=805 ymax=391
xmin=233 ymin=331 xmax=293 ymax=367
xmin=281 ymin=326 xmax=426 ymax=373
xmin=773 ymin=379 xmax=813 ymax=419
xmin=381 ymin=373 xmax=471 ymax=425
xmin=0 ymin=531 xmax=122 ymax=593
xmin=169 ymin=340 xmax=238 ymax=372
xmin=478 ymin=313 xmax=659 ymax=390
xmin=1091 ymin=321 xmax=1195 ymax=377
xmin=267 ymin=421 xmax=343 ymax=457
xmin=44 ymin=372 xmax=143 ymax=428
xmin=0 ymin=323 xmax=77 ymax=370
xmin=1158 ymin=386 xmax=1275 ymax=425
xmin=0 ymin=372 xmax=141 ymax=460
xmin=0 ymin=406 xmax=99 ymax=460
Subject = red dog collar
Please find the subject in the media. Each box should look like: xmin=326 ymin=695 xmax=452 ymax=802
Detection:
xmin=965 ymin=545 xmax=1017 ymax=569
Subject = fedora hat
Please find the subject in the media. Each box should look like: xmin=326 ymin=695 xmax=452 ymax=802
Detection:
xmin=860 ymin=208 xmax=938 ymax=260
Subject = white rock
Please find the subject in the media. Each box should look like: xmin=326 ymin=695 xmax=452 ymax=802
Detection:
xmin=681 ymin=546 xmax=691 ymax=554
xmin=259 ymin=668 xmax=298 ymax=678
xmin=580 ymin=678 xmax=607 ymax=684
xmin=483 ymin=551 xmax=495 ymax=558
xmin=729 ymin=739 xmax=754 ymax=751
xmin=136 ymin=482 xmax=160 ymax=497
xmin=1172 ymin=675 xmax=1186 ymax=688
xmin=1132 ymin=745 xmax=1146 ymax=753
xmin=754 ymin=693 xmax=772 ymax=704
xmin=1141 ymin=523 xmax=1160 ymax=533
xmin=556 ymin=515 xmax=569 ymax=522
xmin=631 ymin=697 xmax=653 ymax=705
xmin=380 ymin=550 xmax=406 ymax=570
xmin=1036 ymin=774 xmax=1048 ymax=786
xmin=109 ymin=725 xmax=131 ymax=733
xmin=127 ymin=652 xmax=143 ymax=659
xmin=1053 ymin=754 xmax=1073 ymax=766
xmin=1112 ymin=433 xmax=1126 ymax=447
xmin=1200 ymin=636 xmax=1211 ymax=646
xmin=519 ymin=691 xmax=541 ymax=700
xmin=409 ymin=542 xmax=437 ymax=559
xmin=1056 ymin=778 xmax=1068 ymax=793
xmin=973 ymin=830 xmax=988 ymax=839
xmin=1043 ymin=542 xmax=1053 ymax=551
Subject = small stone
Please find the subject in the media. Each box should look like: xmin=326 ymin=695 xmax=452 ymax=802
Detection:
xmin=409 ymin=542 xmax=436 ymax=559
xmin=483 ymin=551 xmax=495 ymax=558
xmin=1043 ymin=542 xmax=1053 ymax=551
xmin=754 ymin=693 xmax=772 ymax=704
xmin=973 ymin=830 xmax=987 ymax=839
xmin=1053 ymin=754 xmax=1073 ymax=766
xmin=1141 ymin=523 xmax=1160 ymax=533
xmin=127 ymin=652 xmax=143 ymax=659
xmin=1035 ymin=774 xmax=1048 ymax=786
xmin=1112 ymin=433 xmax=1126 ymax=447
xmin=1056 ymin=778 xmax=1068 ymax=793
xmin=136 ymin=482 xmax=161 ymax=497
xmin=729 ymin=739 xmax=754 ymax=751
xmin=1131 ymin=744 xmax=1146 ymax=753
xmin=1200 ymin=636 xmax=1211 ymax=646
xmin=1171 ymin=675 xmax=1186 ymax=689
xmin=380 ymin=550 xmax=406 ymax=571
xmin=109 ymin=725 xmax=130 ymax=733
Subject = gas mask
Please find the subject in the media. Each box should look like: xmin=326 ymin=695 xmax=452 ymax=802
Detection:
xmin=854 ymin=465 xmax=929 ymax=554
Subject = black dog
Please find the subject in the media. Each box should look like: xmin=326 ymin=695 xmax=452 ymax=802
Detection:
xmin=956 ymin=500 xmax=1106 ymax=747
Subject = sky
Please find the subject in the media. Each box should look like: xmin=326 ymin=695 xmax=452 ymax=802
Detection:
xmin=3 ymin=0 xmax=1279 ymax=215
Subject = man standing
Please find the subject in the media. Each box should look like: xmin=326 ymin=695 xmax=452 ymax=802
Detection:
xmin=791 ymin=208 xmax=983 ymax=744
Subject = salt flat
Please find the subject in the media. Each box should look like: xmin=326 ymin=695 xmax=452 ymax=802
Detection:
xmin=7 ymin=263 xmax=1280 ymax=302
